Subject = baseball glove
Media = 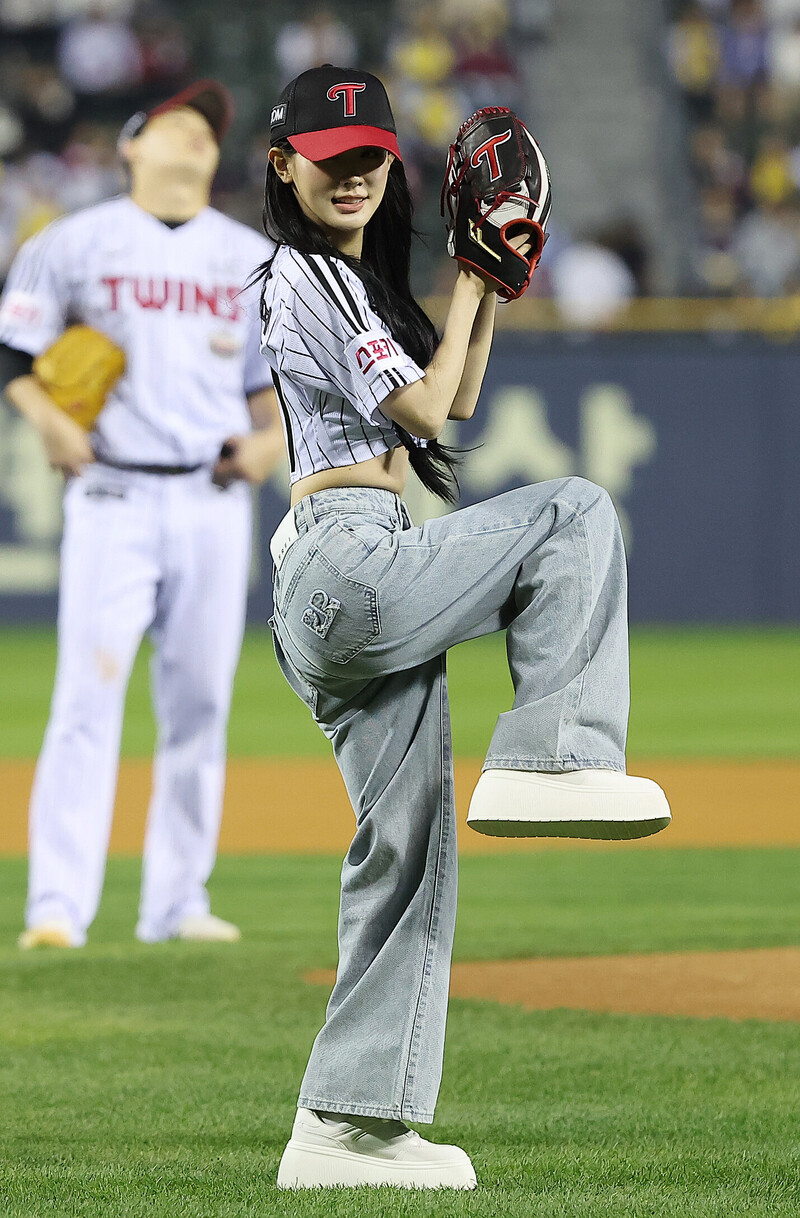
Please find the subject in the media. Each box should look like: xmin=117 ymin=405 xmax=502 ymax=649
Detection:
xmin=32 ymin=324 xmax=125 ymax=430
xmin=441 ymin=107 xmax=552 ymax=301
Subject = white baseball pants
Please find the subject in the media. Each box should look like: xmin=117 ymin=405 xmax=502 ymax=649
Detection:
xmin=25 ymin=463 xmax=251 ymax=944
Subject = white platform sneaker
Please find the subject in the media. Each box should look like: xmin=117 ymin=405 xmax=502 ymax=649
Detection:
xmin=467 ymin=768 xmax=672 ymax=840
xmin=276 ymin=1108 xmax=477 ymax=1190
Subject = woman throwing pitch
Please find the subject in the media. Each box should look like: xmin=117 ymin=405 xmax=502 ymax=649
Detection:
xmin=260 ymin=66 xmax=671 ymax=1191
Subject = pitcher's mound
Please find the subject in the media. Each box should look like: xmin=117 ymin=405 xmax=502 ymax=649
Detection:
xmin=307 ymin=946 xmax=800 ymax=1021
xmin=447 ymin=947 xmax=800 ymax=1021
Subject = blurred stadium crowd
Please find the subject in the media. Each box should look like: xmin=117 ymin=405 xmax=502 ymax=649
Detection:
xmin=3 ymin=0 xmax=800 ymax=302
xmin=0 ymin=0 xmax=554 ymax=296
xmin=670 ymin=0 xmax=800 ymax=295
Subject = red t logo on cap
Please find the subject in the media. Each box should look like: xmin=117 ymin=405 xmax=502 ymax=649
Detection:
xmin=327 ymin=82 xmax=367 ymax=118
xmin=470 ymin=130 xmax=513 ymax=182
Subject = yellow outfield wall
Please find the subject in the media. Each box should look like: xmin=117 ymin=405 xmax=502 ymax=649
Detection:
xmin=2 ymin=757 xmax=800 ymax=855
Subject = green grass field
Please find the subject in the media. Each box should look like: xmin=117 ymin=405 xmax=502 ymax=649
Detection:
xmin=1 ymin=627 xmax=799 ymax=1216
xmin=2 ymin=626 xmax=800 ymax=759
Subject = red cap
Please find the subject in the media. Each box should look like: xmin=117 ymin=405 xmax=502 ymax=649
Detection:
xmin=288 ymin=126 xmax=401 ymax=162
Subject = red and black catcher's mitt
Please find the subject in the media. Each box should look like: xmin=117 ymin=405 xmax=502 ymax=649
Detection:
xmin=441 ymin=107 xmax=552 ymax=301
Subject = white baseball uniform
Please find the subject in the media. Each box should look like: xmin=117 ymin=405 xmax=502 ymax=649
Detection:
xmin=0 ymin=195 xmax=273 ymax=943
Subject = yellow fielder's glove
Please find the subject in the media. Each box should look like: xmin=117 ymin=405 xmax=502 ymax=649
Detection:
xmin=32 ymin=324 xmax=126 ymax=430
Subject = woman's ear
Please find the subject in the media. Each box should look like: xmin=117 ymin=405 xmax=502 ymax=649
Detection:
xmin=119 ymin=138 xmax=136 ymax=168
xmin=268 ymin=146 xmax=293 ymax=183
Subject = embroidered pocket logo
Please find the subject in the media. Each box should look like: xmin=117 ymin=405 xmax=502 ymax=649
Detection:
xmin=301 ymin=590 xmax=341 ymax=638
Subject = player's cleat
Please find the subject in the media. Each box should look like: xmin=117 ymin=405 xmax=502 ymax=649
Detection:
xmin=176 ymin=914 xmax=241 ymax=942
xmin=467 ymin=768 xmax=672 ymax=840
xmin=18 ymin=919 xmax=78 ymax=950
xmin=276 ymin=1108 xmax=478 ymax=1190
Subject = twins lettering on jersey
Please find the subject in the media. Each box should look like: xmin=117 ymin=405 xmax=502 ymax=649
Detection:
xmin=101 ymin=276 xmax=245 ymax=320
xmin=327 ymin=82 xmax=366 ymax=117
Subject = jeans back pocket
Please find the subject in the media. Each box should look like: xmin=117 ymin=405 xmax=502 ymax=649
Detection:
xmin=278 ymin=543 xmax=380 ymax=666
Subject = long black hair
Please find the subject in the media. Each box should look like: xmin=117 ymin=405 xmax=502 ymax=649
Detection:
xmin=258 ymin=141 xmax=460 ymax=503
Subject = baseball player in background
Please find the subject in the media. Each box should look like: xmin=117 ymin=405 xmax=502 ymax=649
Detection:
xmin=0 ymin=80 xmax=282 ymax=949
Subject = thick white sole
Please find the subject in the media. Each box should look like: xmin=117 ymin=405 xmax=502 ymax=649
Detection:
xmin=467 ymin=769 xmax=672 ymax=840
xmin=276 ymin=1143 xmax=478 ymax=1190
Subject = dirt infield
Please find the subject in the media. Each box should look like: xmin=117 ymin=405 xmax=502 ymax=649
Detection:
xmin=306 ymin=946 xmax=800 ymax=1022
xmin=5 ymin=756 xmax=798 ymax=1021
xmin=3 ymin=756 xmax=800 ymax=856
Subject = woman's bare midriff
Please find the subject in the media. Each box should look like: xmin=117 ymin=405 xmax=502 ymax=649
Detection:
xmin=290 ymin=445 xmax=410 ymax=506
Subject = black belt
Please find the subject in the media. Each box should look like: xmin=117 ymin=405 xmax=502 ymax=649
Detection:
xmin=98 ymin=458 xmax=203 ymax=476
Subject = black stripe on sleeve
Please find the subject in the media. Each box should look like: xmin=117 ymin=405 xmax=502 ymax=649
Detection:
xmin=298 ymin=253 xmax=362 ymax=335
xmin=272 ymin=371 xmax=296 ymax=473
xmin=325 ymin=259 xmax=367 ymax=331
xmin=379 ymin=369 xmax=410 ymax=397
xmin=285 ymin=252 xmax=351 ymax=335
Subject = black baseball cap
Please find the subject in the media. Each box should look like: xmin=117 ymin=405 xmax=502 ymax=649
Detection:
xmin=118 ymin=79 xmax=235 ymax=147
xmin=269 ymin=65 xmax=401 ymax=162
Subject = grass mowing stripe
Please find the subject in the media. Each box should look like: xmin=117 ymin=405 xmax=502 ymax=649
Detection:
xmin=1 ymin=626 xmax=799 ymax=760
xmin=3 ymin=850 xmax=799 ymax=961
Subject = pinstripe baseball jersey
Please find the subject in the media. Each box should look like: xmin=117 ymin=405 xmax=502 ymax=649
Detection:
xmin=0 ymin=195 xmax=274 ymax=465
xmin=259 ymin=245 xmax=426 ymax=483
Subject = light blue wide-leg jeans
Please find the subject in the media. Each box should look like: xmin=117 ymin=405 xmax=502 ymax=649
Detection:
xmin=269 ymin=478 xmax=629 ymax=1123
